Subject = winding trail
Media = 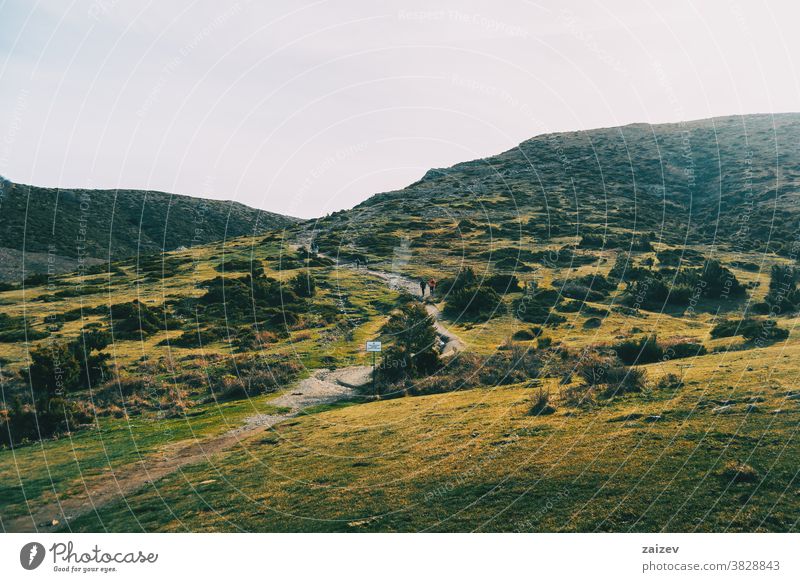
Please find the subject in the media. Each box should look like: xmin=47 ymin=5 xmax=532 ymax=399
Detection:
xmin=363 ymin=267 xmax=465 ymax=357
xmin=7 ymin=367 xmax=371 ymax=533
xmin=6 ymin=261 xmax=463 ymax=532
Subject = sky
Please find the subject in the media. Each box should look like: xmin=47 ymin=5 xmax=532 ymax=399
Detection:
xmin=1 ymin=0 xmax=799 ymax=219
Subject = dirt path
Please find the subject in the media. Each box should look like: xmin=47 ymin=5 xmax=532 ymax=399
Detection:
xmin=306 ymin=245 xmax=466 ymax=357
xmin=362 ymin=268 xmax=466 ymax=357
xmin=6 ymin=367 xmax=370 ymax=533
xmin=6 ymin=258 xmax=464 ymax=532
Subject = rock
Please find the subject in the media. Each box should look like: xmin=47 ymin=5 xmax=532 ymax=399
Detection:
xmin=712 ymin=405 xmax=734 ymax=414
xmin=51 ymin=519 xmax=60 ymax=527
xmin=644 ymin=415 xmax=663 ymax=423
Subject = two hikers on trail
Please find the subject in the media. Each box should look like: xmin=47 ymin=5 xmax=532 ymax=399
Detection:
xmin=419 ymin=278 xmax=436 ymax=298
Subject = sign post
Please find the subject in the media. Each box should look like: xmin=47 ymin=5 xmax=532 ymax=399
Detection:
xmin=366 ymin=341 xmax=382 ymax=397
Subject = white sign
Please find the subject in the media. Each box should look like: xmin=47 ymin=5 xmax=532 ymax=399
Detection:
xmin=366 ymin=341 xmax=382 ymax=352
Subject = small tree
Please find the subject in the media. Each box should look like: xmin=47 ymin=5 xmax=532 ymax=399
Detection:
xmin=290 ymin=271 xmax=316 ymax=298
xmin=378 ymin=303 xmax=440 ymax=382
xmin=25 ymin=342 xmax=80 ymax=399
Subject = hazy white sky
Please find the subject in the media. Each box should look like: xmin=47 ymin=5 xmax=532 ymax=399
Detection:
xmin=1 ymin=0 xmax=798 ymax=218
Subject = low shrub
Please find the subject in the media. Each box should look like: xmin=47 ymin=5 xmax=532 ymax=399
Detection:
xmin=575 ymin=352 xmax=646 ymax=397
xmin=613 ymin=335 xmax=663 ymax=365
xmin=656 ymin=373 xmax=684 ymax=391
xmin=529 ymin=388 xmax=556 ymax=415
xmin=513 ymin=288 xmax=566 ymax=325
xmin=660 ymin=338 xmax=707 ymax=360
xmin=583 ymin=317 xmax=602 ymax=329
xmin=719 ymin=460 xmax=759 ymax=484
xmin=289 ymin=271 xmax=316 ymax=298
xmin=444 ymin=285 xmax=506 ymax=321
xmin=711 ymin=318 xmax=789 ymax=342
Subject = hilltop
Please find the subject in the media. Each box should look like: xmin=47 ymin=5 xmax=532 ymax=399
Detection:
xmin=312 ymin=113 xmax=800 ymax=265
xmin=0 ymin=176 xmax=299 ymax=282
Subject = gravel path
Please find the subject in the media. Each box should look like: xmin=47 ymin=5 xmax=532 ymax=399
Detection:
xmin=8 ymin=367 xmax=372 ymax=532
xmin=6 ymin=259 xmax=463 ymax=532
xmin=362 ymin=268 xmax=466 ymax=357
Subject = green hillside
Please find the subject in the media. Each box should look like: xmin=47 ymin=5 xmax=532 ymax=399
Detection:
xmin=312 ymin=113 xmax=800 ymax=263
xmin=2 ymin=114 xmax=800 ymax=533
xmin=0 ymin=176 xmax=299 ymax=281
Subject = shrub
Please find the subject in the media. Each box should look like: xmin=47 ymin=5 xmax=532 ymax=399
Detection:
xmin=656 ymin=248 xmax=705 ymax=266
xmin=583 ymin=317 xmax=602 ymax=329
xmin=513 ymin=288 xmax=565 ymax=325
xmin=529 ymin=388 xmax=556 ymax=415
xmin=0 ymin=396 xmax=93 ymax=447
xmin=484 ymin=274 xmax=522 ymax=294
xmin=289 ymin=271 xmax=316 ymax=298
xmin=440 ymin=267 xmax=478 ymax=295
xmin=576 ymin=352 xmax=646 ymax=396
xmin=623 ymin=276 xmax=693 ymax=309
xmin=578 ymin=234 xmax=605 ymax=248
xmin=480 ymin=346 xmax=544 ymax=386
xmin=613 ymin=335 xmax=663 ymax=365
xmin=512 ymin=328 xmax=539 ymax=341
xmin=0 ymin=313 xmax=49 ymax=342
xmin=561 ymin=384 xmax=596 ymax=408
xmin=209 ymin=358 xmax=303 ymax=401
xmin=711 ymin=318 xmax=789 ymax=342
xmin=553 ymin=274 xmax=615 ymax=300
xmin=660 ymin=338 xmax=707 ymax=360
xmin=719 ymin=460 xmax=759 ymax=484
xmin=763 ymin=264 xmax=800 ymax=314
xmin=376 ymin=303 xmax=440 ymax=384
xmin=696 ymin=259 xmax=746 ymax=299
xmin=444 ymin=285 xmax=506 ymax=321
xmin=656 ymin=373 xmax=684 ymax=391
xmin=24 ymin=342 xmax=81 ymax=398
xmin=109 ymin=300 xmax=167 ymax=339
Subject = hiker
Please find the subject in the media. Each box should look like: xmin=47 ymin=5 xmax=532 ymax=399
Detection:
xmin=419 ymin=279 xmax=427 ymax=297
xmin=428 ymin=278 xmax=437 ymax=297
xmin=354 ymin=258 xmax=360 ymax=269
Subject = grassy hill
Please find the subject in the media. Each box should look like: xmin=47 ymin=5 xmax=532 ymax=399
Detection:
xmin=310 ymin=113 xmax=800 ymax=267
xmin=0 ymin=176 xmax=299 ymax=282
xmin=2 ymin=114 xmax=800 ymax=533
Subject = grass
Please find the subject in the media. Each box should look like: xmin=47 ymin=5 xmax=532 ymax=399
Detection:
xmin=0 ymin=392 xmax=289 ymax=526
xmin=56 ymin=344 xmax=800 ymax=531
xmin=2 ymin=218 xmax=800 ymax=532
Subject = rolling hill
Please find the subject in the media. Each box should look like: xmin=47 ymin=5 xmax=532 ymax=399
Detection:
xmin=0 ymin=176 xmax=299 ymax=282
xmin=311 ymin=113 xmax=800 ymax=265
xmin=2 ymin=113 xmax=800 ymax=533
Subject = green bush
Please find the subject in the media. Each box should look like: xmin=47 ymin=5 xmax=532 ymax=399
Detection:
xmin=576 ymin=353 xmax=646 ymax=397
xmin=484 ymin=274 xmax=522 ymax=293
xmin=613 ymin=335 xmax=663 ymax=365
xmin=109 ymin=300 xmax=167 ymax=339
xmin=513 ymin=288 xmax=566 ymax=325
xmin=290 ymin=271 xmax=316 ymax=298
xmin=375 ymin=303 xmax=440 ymax=385
xmin=444 ymin=285 xmax=506 ymax=321
xmin=710 ymin=318 xmax=789 ymax=342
